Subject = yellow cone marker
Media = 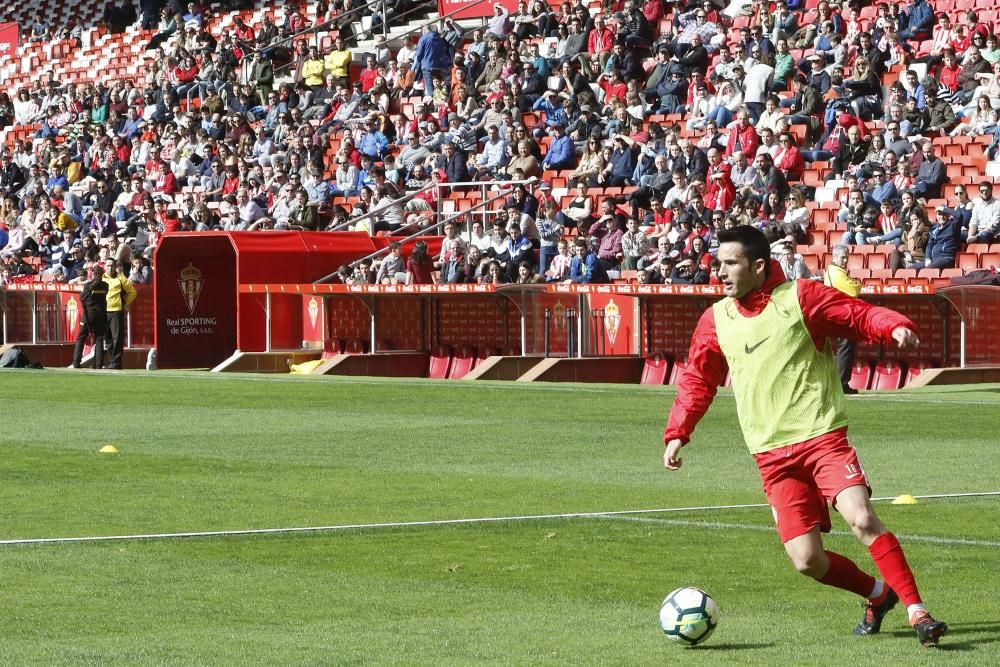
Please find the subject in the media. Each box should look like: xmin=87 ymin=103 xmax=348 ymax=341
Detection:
xmin=891 ymin=494 xmax=918 ymax=505
xmin=99 ymin=445 xmax=120 ymax=454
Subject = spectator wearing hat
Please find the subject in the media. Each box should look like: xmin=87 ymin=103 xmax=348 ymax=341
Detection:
xmin=357 ymin=116 xmax=389 ymax=160
xmin=562 ymin=106 xmax=595 ymax=147
xmin=801 ymin=53 xmax=832 ymax=94
xmin=531 ymin=90 xmax=568 ymax=129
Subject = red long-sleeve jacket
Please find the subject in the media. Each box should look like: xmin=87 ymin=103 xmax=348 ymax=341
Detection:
xmin=663 ymin=260 xmax=915 ymax=445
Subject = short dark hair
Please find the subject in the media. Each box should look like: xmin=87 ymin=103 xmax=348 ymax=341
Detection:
xmin=716 ymin=225 xmax=770 ymax=266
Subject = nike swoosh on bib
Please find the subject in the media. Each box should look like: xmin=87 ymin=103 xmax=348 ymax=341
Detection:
xmin=745 ymin=336 xmax=771 ymax=354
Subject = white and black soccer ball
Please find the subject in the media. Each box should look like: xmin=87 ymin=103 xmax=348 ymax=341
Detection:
xmin=659 ymin=587 xmax=719 ymax=646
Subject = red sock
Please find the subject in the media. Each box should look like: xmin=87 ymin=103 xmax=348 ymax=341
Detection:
xmin=868 ymin=532 xmax=922 ymax=607
xmin=818 ymin=551 xmax=877 ymax=598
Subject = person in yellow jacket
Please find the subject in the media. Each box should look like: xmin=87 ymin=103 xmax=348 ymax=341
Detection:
xmin=323 ymin=36 xmax=353 ymax=88
xmin=103 ymin=257 xmax=138 ymax=370
xmin=824 ymin=244 xmax=862 ymax=393
xmin=300 ymin=45 xmax=327 ymax=88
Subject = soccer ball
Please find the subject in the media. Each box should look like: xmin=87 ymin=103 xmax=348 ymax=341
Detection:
xmin=659 ymin=587 xmax=719 ymax=645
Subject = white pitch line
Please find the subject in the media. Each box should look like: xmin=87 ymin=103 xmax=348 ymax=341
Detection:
xmin=42 ymin=368 xmax=1000 ymax=405
xmin=0 ymin=492 xmax=996 ymax=548
xmin=604 ymin=516 xmax=1000 ymax=549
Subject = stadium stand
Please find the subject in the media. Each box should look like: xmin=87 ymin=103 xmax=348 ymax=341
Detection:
xmin=1 ymin=0 xmax=999 ymax=387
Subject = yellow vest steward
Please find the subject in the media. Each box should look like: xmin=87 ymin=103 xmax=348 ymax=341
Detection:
xmin=713 ymin=281 xmax=848 ymax=454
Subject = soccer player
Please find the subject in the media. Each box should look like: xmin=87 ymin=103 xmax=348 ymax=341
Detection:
xmin=662 ymin=226 xmax=947 ymax=646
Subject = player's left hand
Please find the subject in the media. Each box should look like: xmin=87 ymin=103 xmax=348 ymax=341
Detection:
xmin=891 ymin=327 xmax=920 ymax=351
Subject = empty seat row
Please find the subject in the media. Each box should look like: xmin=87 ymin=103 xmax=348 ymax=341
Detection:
xmin=429 ymin=344 xmax=514 ymax=380
xmin=645 ymin=354 xmax=933 ymax=391
xmin=849 ymin=360 xmax=935 ymax=391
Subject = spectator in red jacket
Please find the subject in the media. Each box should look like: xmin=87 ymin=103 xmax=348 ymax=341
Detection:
xmin=773 ymin=131 xmax=806 ymax=181
xmin=725 ymin=107 xmax=759 ymax=158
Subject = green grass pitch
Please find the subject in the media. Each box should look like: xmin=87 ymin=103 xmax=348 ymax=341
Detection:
xmin=1 ymin=370 xmax=997 ymax=664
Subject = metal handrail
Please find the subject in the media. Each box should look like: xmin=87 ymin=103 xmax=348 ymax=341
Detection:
xmin=434 ymin=177 xmax=537 ymax=229
xmin=390 ymin=0 xmax=491 ymax=45
xmin=315 ymin=180 xmax=534 ymax=283
xmin=242 ymin=0 xmax=385 ymax=62
xmin=353 ymin=1 xmax=436 ymax=43
xmin=326 ymin=181 xmax=438 ymax=233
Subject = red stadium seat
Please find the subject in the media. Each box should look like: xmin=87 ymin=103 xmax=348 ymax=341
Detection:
xmin=428 ymin=345 xmax=453 ymax=379
xmin=871 ymin=361 xmax=905 ymax=391
xmin=322 ymin=338 xmax=344 ymax=359
xmin=866 ymin=253 xmax=888 ymax=271
xmin=667 ymin=357 xmax=688 ymax=385
xmin=344 ymin=338 xmax=367 ymax=354
xmin=849 ymin=359 xmax=874 ymax=391
xmin=475 ymin=346 xmax=497 ymax=367
xmin=903 ymin=359 xmax=935 ymax=386
xmin=641 ymin=353 xmax=670 ymax=385
xmin=957 ymin=253 xmax=980 ymax=271
xmin=448 ymin=344 xmax=475 ymax=379
xmin=980 ymin=253 xmax=1000 ymax=269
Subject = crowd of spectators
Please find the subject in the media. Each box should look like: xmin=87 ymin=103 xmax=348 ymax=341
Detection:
xmin=2 ymin=0 xmax=1000 ymax=289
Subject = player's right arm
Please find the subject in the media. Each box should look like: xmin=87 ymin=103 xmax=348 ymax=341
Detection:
xmin=662 ymin=307 xmax=729 ymax=470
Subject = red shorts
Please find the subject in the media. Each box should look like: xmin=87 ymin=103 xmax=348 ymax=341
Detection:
xmin=753 ymin=427 xmax=871 ymax=543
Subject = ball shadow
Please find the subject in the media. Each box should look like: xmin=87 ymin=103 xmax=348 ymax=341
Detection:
xmin=691 ymin=642 xmax=775 ymax=650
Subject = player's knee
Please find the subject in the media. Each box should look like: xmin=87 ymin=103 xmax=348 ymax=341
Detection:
xmin=790 ymin=549 xmax=829 ymax=578
xmin=848 ymin=505 xmax=884 ymax=538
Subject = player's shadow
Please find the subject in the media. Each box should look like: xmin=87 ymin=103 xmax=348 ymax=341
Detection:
xmin=691 ymin=642 xmax=774 ymax=650
xmin=886 ymin=621 xmax=1000 ymax=651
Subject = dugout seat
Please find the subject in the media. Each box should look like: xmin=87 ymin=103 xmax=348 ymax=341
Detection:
xmin=322 ymin=338 xmax=344 ymax=359
xmin=476 ymin=346 xmax=498 ymax=366
xmin=903 ymin=359 xmax=935 ymax=387
xmin=428 ymin=345 xmax=453 ymax=379
xmin=849 ymin=359 xmax=874 ymax=391
xmin=640 ymin=353 xmax=670 ymax=385
xmin=344 ymin=338 xmax=368 ymax=354
xmin=871 ymin=361 xmax=905 ymax=390
xmin=448 ymin=345 xmax=476 ymax=379
xmin=667 ymin=357 xmax=688 ymax=385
